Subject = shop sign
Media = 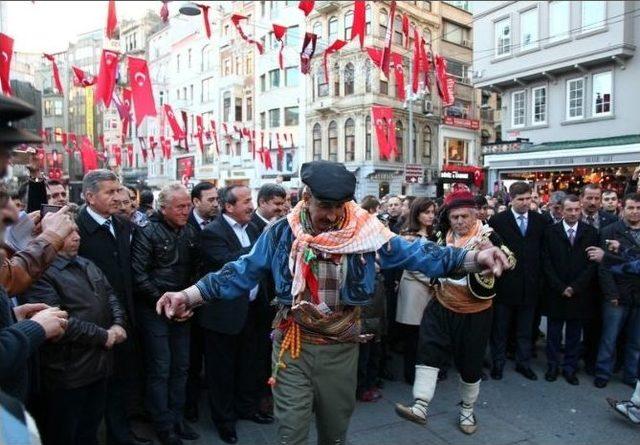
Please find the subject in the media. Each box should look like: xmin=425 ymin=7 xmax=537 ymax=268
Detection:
xmin=404 ymin=163 xmax=424 ymax=183
xmin=369 ymin=171 xmax=397 ymax=181
xmin=482 ymin=142 xmax=527 ymax=155
xmin=440 ymin=171 xmax=471 ymax=180
xmin=443 ymin=116 xmax=480 ymax=130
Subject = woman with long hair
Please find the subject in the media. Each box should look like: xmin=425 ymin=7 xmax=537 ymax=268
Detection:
xmin=396 ymin=198 xmax=437 ymax=384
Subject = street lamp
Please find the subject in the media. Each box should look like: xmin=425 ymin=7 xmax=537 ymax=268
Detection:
xmin=179 ymin=2 xmax=201 ymax=16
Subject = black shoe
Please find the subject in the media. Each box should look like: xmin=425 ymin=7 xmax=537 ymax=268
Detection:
xmin=562 ymin=371 xmax=579 ymax=386
xmin=593 ymin=377 xmax=608 ymax=388
xmin=217 ymin=425 xmax=237 ymax=444
xmin=174 ymin=422 xmax=199 ymax=441
xmin=491 ymin=366 xmax=503 ymax=380
xmin=125 ymin=434 xmax=154 ymax=445
xmin=480 ymin=371 xmax=488 ymax=381
xmin=438 ymin=369 xmax=448 ymax=381
xmin=157 ymin=430 xmax=182 ymax=445
xmin=239 ymin=412 xmax=274 ymax=424
xmin=515 ymin=365 xmax=538 ymax=381
xmin=545 ymin=366 xmax=559 ymax=382
xmin=184 ymin=404 xmax=198 ymax=423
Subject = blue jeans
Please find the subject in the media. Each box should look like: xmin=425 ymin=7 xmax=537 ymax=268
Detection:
xmin=137 ymin=304 xmax=191 ymax=432
xmin=595 ymin=303 xmax=640 ymax=383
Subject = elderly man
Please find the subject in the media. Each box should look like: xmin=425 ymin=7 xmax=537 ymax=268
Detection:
xmin=395 ymin=186 xmax=514 ymax=434
xmin=132 ymin=183 xmax=200 ymax=445
xmin=544 ymin=191 xmax=567 ymax=225
xmin=156 ymin=161 xmax=509 ymax=445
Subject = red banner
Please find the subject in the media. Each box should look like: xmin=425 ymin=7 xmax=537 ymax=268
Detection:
xmin=0 ymin=33 xmax=14 ymax=95
xmin=298 ymin=0 xmax=314 ymax=16
xmin=196 ymin=115 xmax=204 ymax=154
xmin=95 ymin=49 xmax=119 ymax=108
xmin=371 ymin=105 xmax=396 ymax=160
xmin=128 ymin=56 xmax=157 ymax=126
xmin=164 ymin=104 xmax=185 ymax=140
xmin=380 ymin=0 xmax=396 ymax=78
xmin=323 ymin=39 xmax=347 ymax=83
xmin=231 ymin=14 xmax=264 ymax=54
xmin=196 ymin=3 xmax=212 ymax=38
xmin=273 ymin=24 xmax=287 ymax=70
xmin=300 ymin=32 xmax=317 ymax=75
xmin=391 ymin=53 xmax=405 ymax=101
xmin=435 ymin=55 xmax=454 ymax=107
xmin=44 ymin=54 xmax=63 ymax=95
xmin=72 ymin=66 xmax=96 ymax=87
xmin=106 ymin=0 xmax=118 ymax=40
xmin=443 ymin=116 xmax=480 ymax=130
xmin=80 ymin=136 xmax=98 ymax=172
xmin=351 ymin=0 xmax=366 ymax=49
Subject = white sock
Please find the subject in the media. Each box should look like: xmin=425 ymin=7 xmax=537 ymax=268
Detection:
xmin=459 ymin=378 xmax=481 ymax=425
xmin=631 ymin=381 xmax=640 ymax=406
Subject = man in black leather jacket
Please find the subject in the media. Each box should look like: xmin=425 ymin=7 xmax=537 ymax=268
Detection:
xmin=20 ymin=229 xmax=127 ymax=445
xmin=131 ymin=183 xmax=200 ymax=445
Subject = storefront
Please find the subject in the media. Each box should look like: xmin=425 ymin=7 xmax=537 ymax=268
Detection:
xmin=483 ymin=135 xmax=640 ymax=202
xmin=438 ymin=164 xmax=484 ymax=196
xmin=352 ymin=165 xmax=405 ymax=201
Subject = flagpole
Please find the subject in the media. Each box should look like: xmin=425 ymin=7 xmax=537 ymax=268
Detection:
xmin=408 ymin=57 xmax=414 ymax=166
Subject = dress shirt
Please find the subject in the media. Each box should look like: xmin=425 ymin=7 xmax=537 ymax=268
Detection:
xmin=562 ymin=220 xmax=578 ymax=244
xmin=222 ymin=213 xmax=259 ymax=301
xmin=255 ymin=210 xmax=271 ymax=226
xmin=193 ymin=210 xmax=210 ymax=228
xmin=511 ymin=208 xmax=528 ymax=235
xmin=86 ymin=206 xmax=115 ymax=237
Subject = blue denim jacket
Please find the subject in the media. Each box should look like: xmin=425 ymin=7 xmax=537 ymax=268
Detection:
xmin=195 ymin=219 xmax=468 ymax=306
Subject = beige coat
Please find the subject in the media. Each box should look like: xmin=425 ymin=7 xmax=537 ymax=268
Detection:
xmin=396 ymin=269 xmax=433 ymax=326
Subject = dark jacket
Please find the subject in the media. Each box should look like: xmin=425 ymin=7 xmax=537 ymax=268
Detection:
xmin=131 ymin=212 xmax=200 ymax=307
xmin=251 ymin=211 xmax=269 ymax=233
xmin=187 ymin=209 xmax=212 ymax=233
xmin=19 ymin=256 xmax=125 ymax=390
xmin=542 ymin=221 xmax=599 ymax=320
xmin=598 ymin=220 xmax=640 ymax=306
xmin=597 ymin=210 xmax=619 ymax=230
xmin=76 ymin=207 xmax=135 ymax=323
xmin=197 ymin=214 xmax=264 ymax=335
xmin=489 ymin=209 xmax=548 ymax=306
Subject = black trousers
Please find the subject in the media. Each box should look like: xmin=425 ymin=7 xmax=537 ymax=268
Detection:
xmin=106 ymin=338 xmax=139 ymax=445
xmin=398 ymin=324 xmax=420 ymax=384
xmin=417 ymin=299 xmax=493 ymax=383
xmin=185 ymin=321 xmax=205 ymax=411
xmin=40 ymin=378 xmax=107 ymax=445
xmin=357 ymin=341 xmax=382 ymax=391
xmin=491 ymin=303 xmax=535 ymax=368
xmin=203 ymin=302 xmax=261 ymax=427
xmin=546 ymin=318 xmax=583 ymax=374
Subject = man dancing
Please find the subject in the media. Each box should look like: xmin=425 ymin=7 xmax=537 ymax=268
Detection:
xmin=156 ymin=162 xmax=510 ymax=445
xmin=395 ymin=185 xmax=515 ymax=434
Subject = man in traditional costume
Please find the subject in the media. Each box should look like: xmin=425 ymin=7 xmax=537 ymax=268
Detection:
xmin=395 ymin=185 xmax=515 ymax=435
xmin=156 ymin=162 xmax=510 ymax=445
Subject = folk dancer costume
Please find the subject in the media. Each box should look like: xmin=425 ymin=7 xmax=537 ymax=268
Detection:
xmin=185 ymin=162 xmax=489 ymax=445
xmin=396 ymin=187 xmax=515 ymax=434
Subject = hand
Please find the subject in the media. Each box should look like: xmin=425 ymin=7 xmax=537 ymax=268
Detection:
xmin=586 ymin=246 xmax=605 ymax=263
xmin=156 ymin=291 xmax=190 ymax=319
xmin=610 ymin=299 xmax=619 ymax=307
xmin=605 ymin=239 xmax=620 ymax=253
xmin=30 ymin=307 xmax=68 ymax=340
xmin=173 ymin=310 xmax=194 ymax=323
xmin=562 ymin=287 xmax=574 ymax=298
xmin=477 ymin=239 xmax=494 ymax=251
xmin=27 ymin=211 xmax=42 ymax=235
xmin=476 ymin=247 xmax=511 ymax=278
xmin=13 ymin=303 xmax=49 ymax=321
xmin=109 ymin=325 xmax=127 ymax=344
xmin=41 ymin=205 xmax=74 ymax=238
xmin=104 ymin=329 xmax=117 ymax=349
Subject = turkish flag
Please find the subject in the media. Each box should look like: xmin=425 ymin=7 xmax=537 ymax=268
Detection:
xmin=106 ymin=0 xmax=118 ymax=40
xmin=149 ymin=136 xmax=156 ymax=160
xmin=380 ymin=0 xmax=396 ymax=78
xmin=126 ymin=143 xmax=134 ymax=166
xmin=210 ymin=120 xmax=220 ymax=155
xmin=160 ymin=1 xmax=169 ymax=23
xmin=128 ymin=56 xmax=157 ymax=126
xmin=420 ymin=37 xmax=431 ymax=92
xmin=276 ymin=133 xmax=284 ymax=162
xmin=95 ymin=49 xmax=119 ymax=108
xmin=351 ymin=0 xmax=366 ymax=48
xmin=435 ymin=55 xmax=454 ymax=106
xmin=196 ymin=115 xmax=204 ymax=154
xmin=412 ymin=28 xmax=421 ymax=94
xmin=121 ymin=88 xmax=132 ymax=141
xmin=0 ymin=33 xmax=14 ymax=95
xmin=263 ymin=148 xmax=273 ymax=170
xmin=366 ymin=47 xmax=382 ymax=69
xmin=298 ymin=0 xmax=314 ymax=16
xmin=181 ymin=110 xmax=189 ymax=150
xmin=72 ymin=66 xmax=97 ymax=87
xmin=113 ymin=145 xmax=122 ymax=166
xmin=80 ymin=136 xmax=99 ymax=172
xmin=196 ymin=3 xmax=212 ymax=38
xmin=392 ymin=53 xmax=405 ymax=101
xmin=323 ymin=39 xmax=347 ymax=83
xmin=68 ymin=133 xmax=78 ymax=151
xmin=44 ymin=54 xmax=63 ymax=95
xmin=300 ymin=32 xmax=317 ymax=75
xmin=231 ymin=14 xmax=264 ymax=54
xmin=273 ymin=24 xmax=287 ymax=69
xmin=402 ymin=14 xmax=410 ymax=49
xmin=372 ymin=105 xmax=396 ymax=160
xmin=164 ymin=104 xmax=185 ymax=140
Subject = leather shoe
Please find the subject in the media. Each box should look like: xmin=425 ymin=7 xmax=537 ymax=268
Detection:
xmin=157 ymin=430 xmax=182 ymax=445
xmin=515 ymin=365 xmax=538 ymax=381
xmin=239 ymin=412 xmax=274 ymax=424
xmin=217 ymin=425 xmax=237 ymax=444
xmin=174 ymin=422 xmax=199 ymax=441
xmin=125 ymin=435 xmax=154 ymax=445
xmin=184 ymin=404 xmax=198 ymax=423
xmin=562 ymin=371 xmax=579 ymax=386
xmin=545 ymin=366 xmax=559 ymax=382
xmin=594 ymin=377 xmax=608 ymax=388
xmin=490 ymin=366 xmax=503 ymax=380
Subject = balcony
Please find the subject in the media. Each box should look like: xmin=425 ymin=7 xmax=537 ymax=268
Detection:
xmin=316 ymin=1 xmax=340 ymax=14
xmin=311 ymin=98 xmax=340 ymax=114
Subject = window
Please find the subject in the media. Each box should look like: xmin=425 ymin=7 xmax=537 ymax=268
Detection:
xmin=269 ymin=108 xmax=280 ymax=127
xmin=380 ymin=79 xmax=388 ymax=95
xmin=318 ymin=66 xmax=329 ymax=97
xmin=333 ymin=63 xmax=340 ymax=96
xmin=365 ymin=60 xmax=372 ymax=92
xmin=532 ymin=86 xmax=547 ymax=124
xmin=188 ymin=49 xmax=192 ymax=68
xmin=176 ymin=54 xmax=180 ymax=72
xmin=444 ymin=21 xmax=470 ymax=46
xmin=549 ymin=1 xmax=570 ymax=43
xmin=235 ymin=141 xmax=241 ymax=156
xmin=246 ymin=95 xmax=253 ymax=120
xmin=245 ymin=53 xmax=253 ymax=75
xmin=582 ymin=1 xmax=606 ymax=33
xmin=395 ymin=121 xmax=404 ymax=162
xmin=328 ymin=121 xmax=338 ymax=162
xmin=284 ymin=106 xmax=299 ymax=126
xmin=260 ymin=112 xmax=266 ymax=129
xmin=313 ymin=123 xmax=322 ymax=160
xmin=286 ymin=25 xmax=300 ymax=46
xmin=235 ymin=56 xmax=242 ymax=74
xmin=511 ymin=90 xmax=525 ymax=127
xmin=446 ymin=59 xmax=470 ymax=84
xmin=520 ymin=8 xmax=538 ymax=51
xmin=365 ymin=5 xmax=371 ymax=34
xmin=190 ymin=85 xmax=194 ymax=102
xmin=260 ymin=0 xmax=266 ymax=17
xmin=344 ymin=63 xmax=354 ymax=95
xmin=223 ymin=92 xmax=231 ymax=121
xmin=328 ymin=16 xmax=338 ymax=42
xmin=495 ymin=18 xmax=511 ymax=57
xmin=592 ymin=71 xmax=612 ymax=116
xmin=223 ymin=58 xmax=231 ymax=76
xmin=269 ymin=69 xmax=280 ymax=88
xmin=344 ymin=118 xmax=355 ymax=162
xmin=365 ymin=116 xmax=372 ymax=160
xmin=344 ymin=10 xmax=353 ymax=40
xmin=260 ymin=74 xmax=266 ymax=92
xmin=201 ymin=77 xmax=214 ymax=102
xmin=285 ymin=66 xmax=300 ymax=87
xmin=422 ymin=125 xmax=432 ymax=162
xmin=313 ymin=21 xmax=322 ymax=41
xmin=394 ymin=14 xmax=403 ymax=44
xmin=566 ymin=78 xmax=585 ymax=120
xmin=379 ymin=9 xmax=389 ymax=39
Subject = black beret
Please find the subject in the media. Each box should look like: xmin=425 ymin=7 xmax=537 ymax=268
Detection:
xmin=0 ymin=94 xmax=42 ymax=150
xmin=300 ymin=161 xmax=356 ymax=203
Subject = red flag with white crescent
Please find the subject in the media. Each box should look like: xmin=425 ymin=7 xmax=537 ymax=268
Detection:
xmin=44 ymin=54 xmax=63 ymax=95
xmin=0 ymin=33 xmax=14 ymax=95
xmin=351 ymin=0 xmax=366 ymax=49
xmin=300 ymin=32 xmax=317 ymax=75
xmin=371 ymin=105 xmax=396 ymax=160
xmin=128 ymin=57 xmax=156 ymax=126
xmin=196 ymin=115 xmax=204 ymax=154
xmin=273 ymin=24 xmax=287 ymax=70
xmin=231 ymin=14 xmax=264 ymax=54
xmin=380 ymin=0 xmax=396 ymax=78
xmin=164 ymin=104 xmax=185 ymax=140
xmin=391 ymin=53 xmax=405 ymax=101
xmin=72 ymin=66 xmax=97 ymax=87
xmin=95 ymin=49 xmax=119 ymax=108
xmin=298 ymin=0 xmax=314 ymax=16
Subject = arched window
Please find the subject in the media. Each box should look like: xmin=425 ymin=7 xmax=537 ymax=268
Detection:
xmin=395 ymin=121 xmax=404 ymax=162
xmin=365 ymin=4 xmax=372 ymax=34
xmin=328 ymin=121 xmax=338 ymax=161
xmin=313 ymin=123 xmax=322 ymax=160
xmin=344 ymin=63 xmax=354 ymax=95
xmin=379 ymin=8 xmax=388 ymax=39
xmin=344 ymin=10 xmax=353 ymax=40
xmin=344 ymin=118 xmax=355 ymax=161
xmin=424 ymin=28 xmax=432 ymax=44
xmin=318 ymin=65 xmax=329 ymax=97
xmin=365 ymin=115 xmax=372 ymax=160
xmin=328 ymin=16 xmax=338 ymax=42
xmin=394 ymin=14 xmax=403 ymax=44
xmin=333 ymin=62 xmax=340 ymax=96
xmin=313 ymin=21 xmax=322 ymax=41
xmin=422 ymin=125 xmax=432 ymax=162
xmin=364 ymin=59 xmax=372 ymax=93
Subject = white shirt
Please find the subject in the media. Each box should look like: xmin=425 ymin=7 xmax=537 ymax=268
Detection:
xmin=511 ymin=207 xmax=528 ymax=223
xmin=86 ymin=206 xmax=115 ymax=237
xmin=562 ymin=220 xmax=578 ymax=240
xmin=222 ymin=213 xmax=259 ymax=301
xmin=192 ymin=210 xmax=210 ymax=229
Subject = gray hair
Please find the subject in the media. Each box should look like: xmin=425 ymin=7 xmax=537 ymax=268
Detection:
xmin=82 ymin=169 xmax=118 ymax=195
xmin=157 ymin=182 xmax=189 ymax=208
xmin=549 ymin=191 xmax=567 ymax=205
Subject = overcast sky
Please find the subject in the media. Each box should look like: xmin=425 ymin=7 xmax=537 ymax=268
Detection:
xmin=6 ymin=1 xmax=157 ymax=53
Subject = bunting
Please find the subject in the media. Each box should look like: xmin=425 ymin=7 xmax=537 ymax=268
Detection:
xmin=298 ymin=0 xmax=314 ymax=16
xmin=231 ymin=14 xmax=264 ymax=54
xmin=273 ymin=24 xmax=287 ymax=70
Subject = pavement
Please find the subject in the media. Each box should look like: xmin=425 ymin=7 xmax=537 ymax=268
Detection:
xmin=152 ymin=344 xmax=639 ymax=445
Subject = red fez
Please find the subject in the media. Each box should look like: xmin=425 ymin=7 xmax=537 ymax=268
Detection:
xmin=443 ymin=184 xmax=476 ymax=212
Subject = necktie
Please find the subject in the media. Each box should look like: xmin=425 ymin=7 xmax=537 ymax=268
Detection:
xmin=586 ymin=215 xmax=595 ymax=226
xmin=201 ymin=220 xmax=209 ymax=228
xmin=568 ymin=228 xmax=575 ymax=246
xmin=517 ymin=215 xmax=527 ymax=236
xmin=102 ymin=219 xmax=114 ymax=237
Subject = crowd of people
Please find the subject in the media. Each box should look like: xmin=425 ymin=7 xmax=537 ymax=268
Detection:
xmin=1 ymin=93 xmax=639 ymax=445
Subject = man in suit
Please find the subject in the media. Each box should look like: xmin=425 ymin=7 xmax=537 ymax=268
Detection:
xmin=542 ymin=195 xmax=599 ymax=386
xmin=199 ymin=185 xmax=273 ymax=444
xmin=76 ymin=170 xmax=151 ymax=445
xmin=543 ymin=191 xmax=566 ymax=225
xmin=251 ymin=183 xmax=287 ymax=232
xmin=184 ymin=181 xmax=219 ymax=422
xmin=490 ymin=181 xmax=547 ymax=381
xmin=594 ymin=193 xmax=640 ymax=389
